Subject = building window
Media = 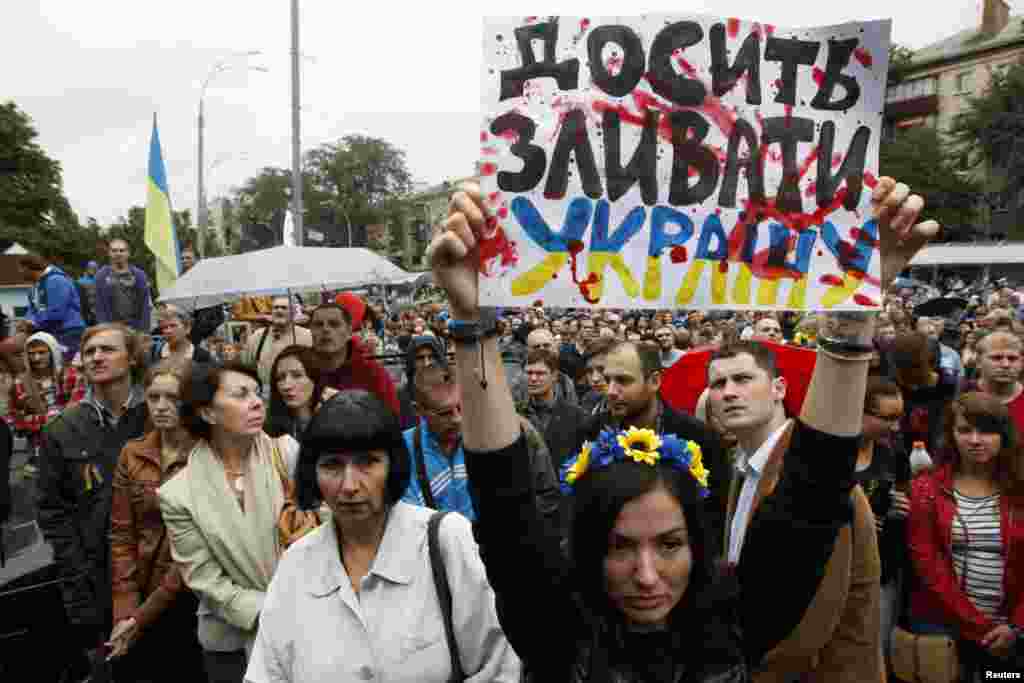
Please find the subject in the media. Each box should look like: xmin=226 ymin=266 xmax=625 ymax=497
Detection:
xmin=955 ymin=71 xmax=975 ymax=95
xmin=885 ymin=77 xmax=937 ymax=103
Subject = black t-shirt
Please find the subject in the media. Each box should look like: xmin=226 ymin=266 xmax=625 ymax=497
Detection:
xmin=898 ymin=379 xmax=956 ymax=459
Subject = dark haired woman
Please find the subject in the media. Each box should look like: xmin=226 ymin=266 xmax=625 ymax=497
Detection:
xmin=246 ymin=390 xmax=520 ymax=682
xmin=263 ymin=345 xmax=337 ymax=439
xmin=427 ymin=179 xmax=935 ymax=681
xmin=908 ymin=392 xmax=1024 ymax=675
xmin=158 ymin=362 xmax=299 ymax=683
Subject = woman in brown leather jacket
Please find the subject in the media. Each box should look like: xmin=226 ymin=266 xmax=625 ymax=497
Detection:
xmin=107 ymin=359 xmax=205 ymax=681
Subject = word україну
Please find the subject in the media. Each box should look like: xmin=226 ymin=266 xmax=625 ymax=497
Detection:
xmin=478 ymin=15 xmax=891 ymax=312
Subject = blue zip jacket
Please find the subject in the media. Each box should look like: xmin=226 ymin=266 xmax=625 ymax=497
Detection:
xmin=28 ymin=266 xmax=85 ymax=336
xmin=400 ymin=419 xmax=475 ymax=521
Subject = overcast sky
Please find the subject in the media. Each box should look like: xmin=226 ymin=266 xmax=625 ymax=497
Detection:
xmin=4 ymin=0 xmax=1004 ymax=225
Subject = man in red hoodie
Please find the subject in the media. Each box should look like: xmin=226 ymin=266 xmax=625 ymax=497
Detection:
xmin=310 ymin=303 xmax=398 ymax=414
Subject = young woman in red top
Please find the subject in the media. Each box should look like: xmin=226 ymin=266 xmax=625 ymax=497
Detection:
xmin=908 ymin=392 xmax=1024 ymax=674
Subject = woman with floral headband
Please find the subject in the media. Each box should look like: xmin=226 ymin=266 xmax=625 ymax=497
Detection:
xmin=427 ymin=179 xmax=937 ymax=681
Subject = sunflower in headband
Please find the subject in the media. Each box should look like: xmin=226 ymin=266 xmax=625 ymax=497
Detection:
xmin=618 ymin=427 xmax=662 ymax=466
xmin=560 ymin=427 xmax=711 ymax=498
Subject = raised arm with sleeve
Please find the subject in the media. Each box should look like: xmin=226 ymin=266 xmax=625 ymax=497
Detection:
xmin=430 ymin=189 xmax=580 ymax=673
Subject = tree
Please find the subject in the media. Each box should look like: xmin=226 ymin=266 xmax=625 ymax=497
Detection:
xmin=951 ymin=59 xmax=1024 ymax=175
xmin=0 ymin=101 xmax=75 ymax=231
xmin=888 ymin=45 xmax=915 ymax=84
xmin=879 ymin=125 xmax=981 ymax=241
xmin=233 ymin=135 xmax=416 ymax=255
xmin=0 ymin=101 xmax=99 ymax=273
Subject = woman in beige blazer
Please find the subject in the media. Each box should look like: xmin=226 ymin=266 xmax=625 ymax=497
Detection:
xmin=158 ymin=362 xmax=298 ymax=683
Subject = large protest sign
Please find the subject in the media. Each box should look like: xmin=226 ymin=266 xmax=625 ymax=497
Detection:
xmin=478 ymin=15 xmax=891 ymax=311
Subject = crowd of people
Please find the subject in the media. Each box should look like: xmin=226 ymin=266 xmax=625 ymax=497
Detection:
xmin=0 ymin=175 xmax=1022 ymax=682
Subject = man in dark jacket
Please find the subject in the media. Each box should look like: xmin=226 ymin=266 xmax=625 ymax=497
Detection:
xmin=519 ymin=348 xmax=585 ymax=470
xmin=37 ymin=323 xmax=146 ymax=676
xmin=399 ymin=335 xmax=448 ymax=429
xmin=571 ymin=340 xmax=731 ymax=558
xmin=94 ymin=238 xmax=152 ymax=332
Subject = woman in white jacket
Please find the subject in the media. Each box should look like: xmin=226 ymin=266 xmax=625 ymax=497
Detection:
xmin=245 ymin=389 xmax=520 ymax=683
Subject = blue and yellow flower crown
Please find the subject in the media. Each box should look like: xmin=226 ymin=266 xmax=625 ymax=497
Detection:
xmin=560 ymin=426 xmax=710 ymax=498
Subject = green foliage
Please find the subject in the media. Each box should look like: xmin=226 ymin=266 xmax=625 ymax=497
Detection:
xmin=888 ymin=45 xmax=915 ymax=84
xmin=879 ymin=126 xmax=981 ymax=238
xmin=950 ymin=59 xmax=1024 ymax=174
xmin=0 ymin=101 xmax=75 ymax=231
xmin=232 ymin=135 xmax=417 ymax=260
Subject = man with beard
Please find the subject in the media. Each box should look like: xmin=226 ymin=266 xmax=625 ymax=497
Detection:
xmin=242 ymin=295 xmax=312 ymax=391
xmin=654 ymin=324 xmax=683 ymax=368
xmin=310 ymin=303 xmax=398 ymax=414
xmin=965 ymin=330 xmax=1024 ymax=433
xmin=37 ymin=323 xmax=147 ymax=680
xmin=570 ymin=340 xmax=730 ymax=556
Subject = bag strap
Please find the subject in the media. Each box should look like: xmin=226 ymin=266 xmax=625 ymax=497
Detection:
xmin=415 ymin=422 xmax=438 ymax=510
xmin=428 ymin=511 xmax=465 ymax=683
xmin=254 ymin=327 xmax=270 ymax=368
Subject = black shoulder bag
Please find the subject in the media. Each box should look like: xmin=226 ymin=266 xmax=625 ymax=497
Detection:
xmin=428 ymin=511 xmax=465 ymax=682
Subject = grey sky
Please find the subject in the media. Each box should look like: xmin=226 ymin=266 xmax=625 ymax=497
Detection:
xmin=4 ymin=0 xmax=999 ymax=226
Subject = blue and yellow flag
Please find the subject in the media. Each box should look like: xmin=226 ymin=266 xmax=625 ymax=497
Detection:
xmin=144 ymin=114 xmax=180 ymax=292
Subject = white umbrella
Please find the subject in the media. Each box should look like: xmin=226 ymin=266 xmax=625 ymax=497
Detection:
xmin=158 ymin=245 xmax=419 ymax=310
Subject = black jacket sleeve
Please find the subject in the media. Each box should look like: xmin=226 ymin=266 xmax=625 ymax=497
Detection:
xmin=36 ymin=416 xmax=101 ymax=628
xmin=465 ymin=436 xmax=580 ymax=671
xmin=736 ymin=420 xmax=858 ymax=664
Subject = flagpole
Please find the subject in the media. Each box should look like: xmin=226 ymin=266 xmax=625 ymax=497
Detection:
xmin=290 ymin=0 xmax=304 ymax=246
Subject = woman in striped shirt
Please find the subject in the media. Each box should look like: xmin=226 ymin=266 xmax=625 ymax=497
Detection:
xmin=908 ymin=392 xmax=1024 ymax=674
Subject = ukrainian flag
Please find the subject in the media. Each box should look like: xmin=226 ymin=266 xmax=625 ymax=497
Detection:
xmin=144 ymin=114 xmax=180 ymax=293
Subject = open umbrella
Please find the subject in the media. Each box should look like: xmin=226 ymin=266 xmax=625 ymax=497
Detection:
xmin=157 ymin=246 xmax=419 ymax=310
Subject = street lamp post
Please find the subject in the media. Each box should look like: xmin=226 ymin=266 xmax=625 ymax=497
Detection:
xmin=197 ymin=52 xmax=265 ymax=256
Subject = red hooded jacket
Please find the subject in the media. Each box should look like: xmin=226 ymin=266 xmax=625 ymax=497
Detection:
xmin=318 ymin=336 xmax=399 ymax=415
xmin=908 ymin=463 xmax=1024 ymax=642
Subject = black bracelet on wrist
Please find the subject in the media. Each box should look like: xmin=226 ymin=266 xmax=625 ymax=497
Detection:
xmin=818 ymin=337 xmax=875 ymax=356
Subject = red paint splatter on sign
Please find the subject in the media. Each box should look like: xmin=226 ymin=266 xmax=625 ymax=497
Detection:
xmin=853 ymin=48 xmax=873 ymax=67
xmin=798 ymin=146 xmax=820 ymax=180
xmin=863 ymin=172 xmax=879 ymax=189
xmin=525 ymin=16 xmax=538 ymax=23
xmin=497 ymin=128 xmax=520 ymax=143
xmin=479 ymin=162 xmax=497 ymax=176
xmin=765 ymin=24 xmax=776 ymax=36
xmin=487 ymin=191 xmax=501 ymax=204
xmin=480 ymin=131 xmax=488 ymax=143
xmin=820 ymin=274 xmax=845 ymax=287
xmin=480 ymin=146 xmax=498 ymax=156
xmin=606 ymin=53 xmax=624 ymax=76
xmin=832 ymin=153 xmax=844 ymax=169
xmin=854 ymin=294 xmax=879 ymax=307
xmin=580 ymin=18 xmax=590 ymax=32
xmin=477 ymin=223 xmax=519 ymax=276
xmin=497 ymin=206 xmax=509 ymax=219
xmin=812 ymin=67 xmax=825 ymax=87
xmin=567 ymin=240 xmax=600 ymax=303
xmin=670 ymin=245 xmax=688 ymax=263
xmin=727 ymin=18 xmax=740 ymax=38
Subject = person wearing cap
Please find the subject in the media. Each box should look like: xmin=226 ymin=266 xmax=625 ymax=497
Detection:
xmin=77 ymin=260 xmax=99 ymax=325
xmin=398 ymin=335 xmax=448 ymax=430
